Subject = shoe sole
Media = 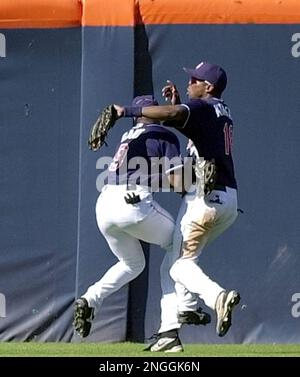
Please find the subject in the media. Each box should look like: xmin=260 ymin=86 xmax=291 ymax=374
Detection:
xmin=73 ymin=301 xmax=93 ymax=338
xmin=217 ymin=291 xmax=240 ymax=337
xmin=73 ymin=318 xmax=91 ymax=338
xmin=74 ymin=306 xmax=86 ymax=320
xmin=164 ymin=345 xmax=184 ymax=353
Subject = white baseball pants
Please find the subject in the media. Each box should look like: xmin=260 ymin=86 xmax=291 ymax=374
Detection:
xmin=170 ymin=187 xmax=238 ymax=311
xmin=82 ymin=184 xmax=181 ymax=332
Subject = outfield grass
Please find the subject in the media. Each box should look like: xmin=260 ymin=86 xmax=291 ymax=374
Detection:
xmin=0 ymin=343 xmax=300 ymax=357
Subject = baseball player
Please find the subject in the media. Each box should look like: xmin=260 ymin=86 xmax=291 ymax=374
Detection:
xmin=73 ymin=95 xmax=198 ymax=349
xmin=113 ymin=62 xmax=241 ymax=351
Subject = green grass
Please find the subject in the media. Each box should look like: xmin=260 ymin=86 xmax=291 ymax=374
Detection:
xmin=0 ymin=343 xmax=300 ymax=357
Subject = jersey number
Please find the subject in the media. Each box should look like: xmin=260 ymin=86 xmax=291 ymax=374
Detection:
xmin=108 ymin=143 xmax=129 ymax=172
xmin=223 ymin=123 xmax=233 ymax=156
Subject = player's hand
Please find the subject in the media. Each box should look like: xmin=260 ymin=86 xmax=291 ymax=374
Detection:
xmin=113 ymin=104 xmax=125 ymax=118
xmin=161 ymin=80 xmax=181 ymax=105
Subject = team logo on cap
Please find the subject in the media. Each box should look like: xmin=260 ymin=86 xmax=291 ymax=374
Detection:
xmin=196 ymin=62 xmax=204 ymax=69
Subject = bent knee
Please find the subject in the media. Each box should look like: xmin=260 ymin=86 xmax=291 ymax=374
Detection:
xmin=170 ymin=260 xmax=181 ymax=282
xmin=124 ymin=257 xmax=146 ymax=277
xmin=170 ymin=258 xmax=196 ymax=281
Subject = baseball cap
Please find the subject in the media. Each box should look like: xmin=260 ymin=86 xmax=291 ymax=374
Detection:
xmin=183 ymin=62 xmax=227 ymax=93
xmin=132 ymin=95 xmax=158 ymax=107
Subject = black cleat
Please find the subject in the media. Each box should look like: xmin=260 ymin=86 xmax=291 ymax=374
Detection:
xmin=73 ymin=298 xmax=94 ymax=338
xmin=178 ymin=307 xmax=211 ymax=326
xmin=144 ymin=329 xmax=183 ymax=353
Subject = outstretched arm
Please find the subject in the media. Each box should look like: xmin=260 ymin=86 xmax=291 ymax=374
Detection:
xmin=114 ymin=104 xmax=188 ymax=125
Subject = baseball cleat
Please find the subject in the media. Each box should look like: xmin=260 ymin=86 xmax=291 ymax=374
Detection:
xmin=73 ymin=297 xmax=94 ymax=338
xmin=178 ymin=307 xmax=211 ymax=326
xmin=215 ymin=290 xmax=240 ymax=337
xmin=144 ymin=329 xmax=183 ymax=353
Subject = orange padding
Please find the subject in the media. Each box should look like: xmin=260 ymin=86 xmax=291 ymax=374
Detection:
xmin=82 ymin=0 xmax=135 ymax=27
xmin=0 ymin=0 xmax=81 ymax=28
xmin=1 ymin=0 xmax=300 ymax=28
xmin=136 ymin=0 xmax=300 ymax=25
xmin=83 ymin=0 xmax=300 ymax=26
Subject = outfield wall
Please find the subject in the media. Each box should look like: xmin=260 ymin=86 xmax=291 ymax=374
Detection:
xmin=1 ymin=0 xmax=300 ymax=343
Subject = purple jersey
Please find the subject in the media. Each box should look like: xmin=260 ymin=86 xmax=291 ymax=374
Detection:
xmin=167 ymin=98 xmax=237 ymax=189
xmin=107 ymin=123 xmax=181 ymax=189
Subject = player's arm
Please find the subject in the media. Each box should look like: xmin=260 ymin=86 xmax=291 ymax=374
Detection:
xmin=167 ymin=170 xmax=184 ymax=193
xmin=114 ymin=104 xmax=188 ymax=126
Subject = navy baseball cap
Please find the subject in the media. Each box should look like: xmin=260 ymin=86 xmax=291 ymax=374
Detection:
xmin=183 ymin=62 xmax=227 ymax=93
xmin=132 ymin=95 xmax=158 ymax=107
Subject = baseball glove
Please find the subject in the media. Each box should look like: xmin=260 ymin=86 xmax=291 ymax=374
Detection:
xmin=194 ymin=157 xmax=217 ymax=195
xmin=88 ymin=105 xmax=118 ymax=151
xmin=203 ymin=158 xmax=217 ymax=195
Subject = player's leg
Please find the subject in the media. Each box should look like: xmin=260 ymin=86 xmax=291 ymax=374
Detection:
xmin=82 ymin=226 xmax=145 ymax=312
xmin=171 ymin=193 xmax=217 ymax=314
xmin=170 ymin=189 xmax=235 ymax=304
xmin=73 ymin=190 xmax=147 ymax=339
xmin=124 ymin=199 xmax=184 ymax=352
xmin=124 ymin=199 xmax=177 ymax=326
xmin=175 ymin=282 xmax=211 ymax=326
xmin=206 ymin=187 xmax=240 ymax=336
xmin=170 ymin=188 xmax=240 ymax=336
xmin=74 ymin=229 xmax=145 ymax=338
xmin=124 ymin=199 xmax=174 ymax=247
xmin=74 ymin=228 xmax=145 ymax=338
xmin=128 ymin=199 xmax=210 ymax=351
